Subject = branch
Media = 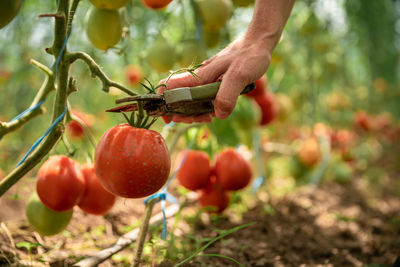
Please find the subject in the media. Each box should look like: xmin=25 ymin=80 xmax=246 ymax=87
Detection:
xmin=0 ymin=60 xmax=55 ymax=139
xmin=0 ymin=0 xmax=70 ymax=197
xmin=68 ymin=52 xmax=136 ymax=96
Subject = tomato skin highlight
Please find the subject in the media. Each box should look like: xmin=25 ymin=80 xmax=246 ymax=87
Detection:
xmin=142 ymin=0 xmax=173 ymax=9
xmin=26 ymin=193 xmax=73 ymax=236
xmin=215 ymin=149 xmax=252 ymax=191
xmin=176 ymin=150 xmax=211 ymax=191
xmin=36 ymin=156 xmax=85 ymax=212
xmin=198 ymin=177 xmax=230 ymax=213
xmin=94 ymin=124 xmax=171 ymax=198
xmin=78 ymin=164 xmax=117 ymax=215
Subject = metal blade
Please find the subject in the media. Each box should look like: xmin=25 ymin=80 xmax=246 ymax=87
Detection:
xmin=106 ymin=103 xmax=138 ymax=113
xmin=115 ymin=94 xmax=163 ymax=104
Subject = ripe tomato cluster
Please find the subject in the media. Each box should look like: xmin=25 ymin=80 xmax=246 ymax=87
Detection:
xmin=176 ymin=148 xmax=252 ymax=213
xmin=27 ymin=155 xmax=116 ymax=236
xmin=245 ymin=76 xmax=279 ymax=126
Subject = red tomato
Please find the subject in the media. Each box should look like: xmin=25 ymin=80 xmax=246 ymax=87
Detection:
xmin=36 ymin=156 xmax=85 ymax=212
xmin=176 ymin=150 xmax=211 ymax=191
xmin=254 ymin=91 xmax=279 ymax=126
xmin=94 ymin=124 xmax=171 ymax=198
xmin=142 ymin=0 xmax=173 ymax=9
xmin=198 ymin=177 xmax=230 ymax=213
xmin=78 ymin=164 xmax=117 ymax=215
xmin=125 ymin=65 xmax=144 ymax=87
xmin=215 ymin=149 xmax=252 ymax=191
xmin=67 ymin=109 xmax=94 ymax=139
xmin=354 ymin=111 xmax=371 ymax=131
xmin=246 ymin=76 xmax=266 ymax=99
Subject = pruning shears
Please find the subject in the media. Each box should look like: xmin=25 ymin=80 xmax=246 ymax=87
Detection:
xmin=106 ymin=81 xmax=255 ymax=117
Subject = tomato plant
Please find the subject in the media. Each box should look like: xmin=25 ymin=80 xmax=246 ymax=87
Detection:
xmin=26 ymin=193 xmax=73 ymax=236
xmin=215 ymin=148 xmax=252 ymax=191
xmin=36 ymin=156 xmax=85 ymax=212
xmin=176 ymin=150 xmax=211 ymax=191
xmin=85 ymin=6 xmax=122 ymax=51
xmin=94 ymin=124 xmax=171 ymax=198
xmin=78 ymin=164 xmax=117 ymax=215
xmin=198 ymin=177 xmax=230 ymax=213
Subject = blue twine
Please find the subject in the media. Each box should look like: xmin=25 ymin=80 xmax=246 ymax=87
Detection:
xmin=144 ymin=141 xmax=193 ymax=240
xmin=50 ymin=32 xmax=71 ymax=79
xmin=16 ymin=106 xmax=67 ymax=167
xmin=251 ymin=129 xmax=265 ymax=193
xmin=251 ymin=176 xmax=265 ymax=194
xmin=9 ymin=100 xmax=45 ymax=123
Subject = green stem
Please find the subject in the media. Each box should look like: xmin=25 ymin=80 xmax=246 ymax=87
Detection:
xmin=67 ymin=52 xmax=135 ymax=96
xmin=0 ymin=0 xmax=71 ymax=197
xmin=131 ymin=199 xmax=157 ymax=267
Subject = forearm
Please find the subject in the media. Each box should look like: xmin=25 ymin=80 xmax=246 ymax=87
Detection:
xmin=245 ymin=0 xmax=296 ymax=51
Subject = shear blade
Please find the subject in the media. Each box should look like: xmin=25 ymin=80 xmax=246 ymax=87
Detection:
xmin=106 ymin=103 xmax=138 ymax=113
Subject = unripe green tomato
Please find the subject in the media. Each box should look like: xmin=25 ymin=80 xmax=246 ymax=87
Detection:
xmin=197 ymin=0 xmax=232 ymax=31
xmin=26 ymin=193 xmax=73 ymax=236
xmin=178 ymin=40 xmax=207 ymax=68
xmin=203 ymin=28 xmax=221 ymax=48
xmin=231 ymin=97 xmax=260 ymax=130
xmin=146 ymin=37 xmax=177 ymax=73
xmin=85 ymin=7 xmax=122 ymax=51
xmin=89 ymin=0 xmax=131 ymax=10
xmin=0 ymin=0 xmax=23 ymax=29
xmin=332 ymin=161 xmax=352 ymax=184
xmin=232 ymin=0 xmax=254 ymax=7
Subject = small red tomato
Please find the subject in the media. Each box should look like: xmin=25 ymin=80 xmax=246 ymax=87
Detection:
xmin=246 ymin=76 xmax=267 ymax=99
xmin=198 ymin=177 xmax=230 ymax=213
xmin=354 ymin=111 xmax=371 ymax=131
xmin=67 ymin=109 xmax=94 ymax=139
xmin=176 ymin=150 xmax=211 ymax=191
xmin=142 ymin=0 xmax=173 ymax=9
xmin=78 ymin=164 xmax=117 ymax=215
xmin=254 ymin=91 xmax=279 ymax=126
xmin=298 ymin=137 xmax=321 ymax=167
xmin=94 ymin=124 xmax=171 ymax=198
xmin=215 ymin=149 xmax=252 ymax=191
xmin=125 ymin=65 xmax=144 ymax=87
xmin=36 ymin=156 xmax=85 ymax=212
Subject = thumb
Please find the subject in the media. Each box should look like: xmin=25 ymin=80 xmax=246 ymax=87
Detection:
xmin=214 ymin=69 xmax=248 ymax=119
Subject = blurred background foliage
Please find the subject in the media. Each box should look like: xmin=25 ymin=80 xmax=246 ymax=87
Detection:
xmin=0 ymin=0 xmax=399 ymax=173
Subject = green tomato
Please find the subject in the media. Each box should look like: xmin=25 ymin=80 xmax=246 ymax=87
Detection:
xmin=203 ymin=28 xmax=221 ymax=49
xmin=332 ymin=161 xmax=352 ymax=184
xmin=232 ymin=0 xmax=254 ymax=7
xmin=0 ymin=0 xmax=23 ymax=29
xmin=85 ymin=6 xmax=122 ymax=51
xmin=26 ymin=193 xmax=73 ymax=236
xmin=89 ymin=0 xmax=130 ymax=10
xmin=146 ymin=36 xmax=177 ymax=73
xmin=197 ymin=0 xmax=232 ymax=31
xmin=178 ymin=40 xmax=207 ymax=68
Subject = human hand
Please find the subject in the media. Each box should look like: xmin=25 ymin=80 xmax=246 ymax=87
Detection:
xmin=158 ymin=35 xmax=271 ymax=124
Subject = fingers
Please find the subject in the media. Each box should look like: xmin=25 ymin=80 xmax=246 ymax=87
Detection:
xmin=214 ymin=67 xmax=248 ymax=119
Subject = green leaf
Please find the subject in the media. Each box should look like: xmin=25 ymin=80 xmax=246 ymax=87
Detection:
xmin=208 ymin=118 xmax=240 ymax=147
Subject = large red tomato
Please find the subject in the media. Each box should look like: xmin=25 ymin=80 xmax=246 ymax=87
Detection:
xmin=198 ymin=177 xmax=230 ymax=213
xmin=78 ymin=164 xmax=117 ymax=215
xmin=94 ymin=124 xmax=171 ymax=198
xmin=215 ymin=149 xmax=252 ymax=191
xmin=142 ymin=0 xmax=173 ymax=9
xmin=254 ymin=91 xmax=279 ymax=126
xmin=176 ymin=150 xmax=211 ymax=191
xmin=246 ymin=76 xmax=266 ymax=99
xmin=36 ymin=156 xmax=85 ymax=212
